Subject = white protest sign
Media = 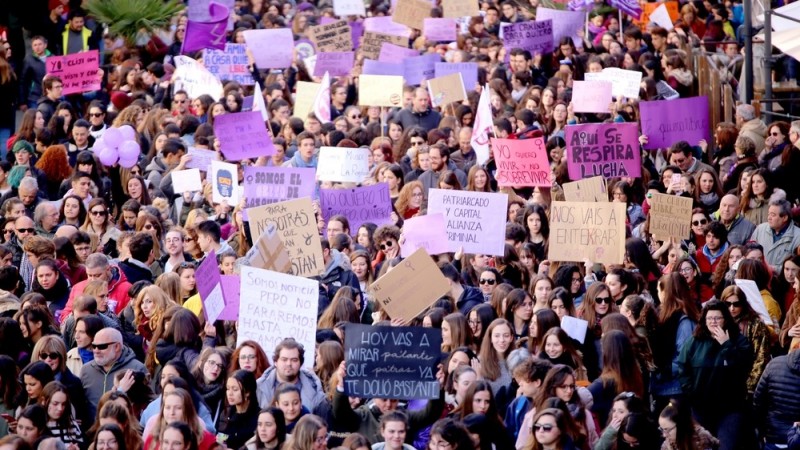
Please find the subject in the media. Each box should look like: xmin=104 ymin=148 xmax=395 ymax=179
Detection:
xmin=334 ymin=0 xmax=366 ymax=16
xmin=734 ymin=279 xmax=774 ymax=326
xmin=209 ymin=161 xmax=240 ymax=205
xmin=585 ymin=68 xmax=642 ymax=99
xmin=238 ymin=266 xmax=319 ymax=369
xmin=186 ymin=147 xmax=218 ymax=172
xmin=173 ymin=56 xmax=223 ymax=101
xmin=561 ymin=316 xmax=588 ymax=344
xmin=172 ymin=169 xmax=203 ymax=193
xmin=649 ymin=3 xmax=675 ymax=30
xmin=426 ymin=189 xmax=508 ymax=256
xmin=316 ymin=147 xmax=370 ymax=183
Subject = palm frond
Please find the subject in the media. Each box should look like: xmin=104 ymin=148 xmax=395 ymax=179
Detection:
xmin=85 ymin=0 xmax=185 ymax=45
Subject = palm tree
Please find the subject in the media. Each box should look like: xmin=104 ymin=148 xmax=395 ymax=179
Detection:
xmin=85 ymin=0 xmax=186 ymax=46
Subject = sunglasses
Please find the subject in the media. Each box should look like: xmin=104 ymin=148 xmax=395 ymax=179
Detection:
xmin=533 ymin=424 xmax=555 ymax=432
xmin=39 ymin=352 xmax=60 ymax=360
xmin=595 ymin=296 xmax=612 ymax=305
xmin=3 ymin=229 xmax=13 ymax=234
xmin=91 ymin=342 xmax=115 ymax=350
xmin=379 ymin=241 xmax=394 ymax=251
xmin=350 ymin=115 xmax=361 ymax=119
xmin=726 ymin=301 xmax=742 ymax=308
xmin=16 ymin=228 xmax=35 ymax=234
xmin=89 ymin=112 xmax=104 ymax=118
xmin=91 ymin=210 xmax=108 ymax=216
xmin=410 ymin=141 xmax=425 ymax=146
xmin=479 ymin=279 xmax=496 ymax=285
xmin=692 ymin=219 xmax=708 ymax=226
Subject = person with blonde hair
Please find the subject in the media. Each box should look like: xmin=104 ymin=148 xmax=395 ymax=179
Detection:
xmin=132 ymin=285 xmax=171 ymax=356
xmin=155 ymin=272 xmax=182 ymax=305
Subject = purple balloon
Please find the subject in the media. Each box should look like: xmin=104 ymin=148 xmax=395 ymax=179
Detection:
xmin=119 ymin=154 xmax=139 ymax=169
xmin=103 ymin=128 xmax=123 ymax=149
xmin=118 ymin=140 xmax=141 ymax=161
xmin=97 ymin=146 xmax=118 ymax=166
xmin=118 ymin=125 xmax=136 ymax=142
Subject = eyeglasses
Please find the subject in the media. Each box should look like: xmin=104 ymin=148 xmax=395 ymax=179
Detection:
xmin=479 ymin=278 xmax=496 ymax=285
xmin=39 ymin=352 xmax=60 ymax=360
xmin=571 ymin=277 xmax=582 ymax=283
xmin=706 ymin=316 xmax=724 ymax=322
xmin=679 ymin=267 xmax=694 ymax=274
xmin=595 ymin=296 xmax=612 ymax=305
xmin=659 ymin=425 xmax=677 ymax=435
xmin=692 ymin=219 xmax=708 ymax=226
xmin=410 ymin=140 xmax=425 ymax=146
xmin=379 ymin=241 xmax=394 ymax=251
xmin=725 ymin=301 xmax=742 ymax=308
xmin=205 ymin=360 xmax=224 ymax=370
xmin=90 ymin=210 xmax=108 ymax=216
xmin=239 ymin=354 xmax=257 ymax=361
xmin=89 ymin=112 xmax=104 ymax=118
xmin=91 ymin=342 xmax=116 ymax=350
xmin=412 ymin=192 xmax=423 ymax=198
xmin=349 ymin=115 xmax=361 ymax=119
xmin=179 ymin=262 xmax=196 ymax=269
xmin=16 ymin=228 xmax=35 ymax=234
xmin=533 ymin=424 xmax=555 ymax=433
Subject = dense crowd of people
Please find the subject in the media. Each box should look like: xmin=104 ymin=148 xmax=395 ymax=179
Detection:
xmin=0 ymin=0 xmax=799 ymax=450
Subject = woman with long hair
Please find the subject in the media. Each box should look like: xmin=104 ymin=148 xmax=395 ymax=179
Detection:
xmin=30 ymin=335 xmax=88 ymax=425
xmin=54 ymin=237 xmax=87 ymax=286
xmin=467 ymin=166 xmax=493 ymax=193
xmin=523 ymin=408 xmax=579 ymax=450
xmin=694 ymin=168 xmax=724 ymax=213
xmin=719 ymin=286 xmax=771 ymax=396
xmin=15 ymin=404 xmax=49 ymax=447
xmin=132 ymin=285 xmax=170 ymax=358
xmin=243 ymin=407 xmax=287 ymax=450
xmin=522 ymin=205 xmax=549 ymax=262
xmin=675 ymin=256 xmax=714 ymax=304
xmin=314 ymin=341 xmax=343 ymax=395
xmin=477 ymin=319 xmax=514 ymax=398
xmin=31 ymin=260 xmax=71 ymax=318
xmin=81 ymin=199 xmax=121 ymax=255
xmin=658 ymin=399 xmax=718 ymax=450
xmin=394 ymin=181 xmax=424 ymax=219
xmin=450 ymin=380 xmax=513 ymax=449
xmin=144 ymin=388 xmax=215 ymax=450
xmin=317 ymin=290 xmax=359 ymax=330
xmin=35 ymin=145 xmax=72 ymax=200
xmin=576 ymin=283 xmax=615 ymax=380
xmin=175 ymin=262 xmax=198 ymax=303
xmin=548 ymin=287 xmax=576 ymax=321
xmin=18 ymin=304 xmax=60 ymax=348
xmin=735 ymin=258 xmax=781 ymax=328
xmin=17 ymin=361 xmax=54 ymax=409
xmin=711 ymin=245 xmax=744 ymax=298
xmin=528 ymin=308 xmax=560 ymax=355
xmin=503 ymin=289 xmax=534 ymax=344
xmin=151 ymin=308 xmax=206 ymax=379
xmin=349 ymin=250 xmax=374 ymax=320
xmin=192 ymin=347 xmax=230 ymax=425
xmin=283 ymin=414 xmax=327 ymax=450
xmin=442 ymin=313 xmax=472 ymax=353
xmin=468 ymin=303 xmax=496 ymax=349
xmin=230 ymin=341 xmax=270 ymax=379
xmin=217 ymin=370 xmax=260 ymax=449
xmin=66 ymin=314 xmax=104 ymax=376
xmin=0 ymin=355 xmax=20 ymax=436
xmin=740 ymin=168 xmax=783 ymax=225
xmin=87 ymin=392 xmax=143 ymax=450
xmin=587 ymin=331 xmax=644 ymax=426
xmin=538 ymin=327 xmax=587 ymax=377
xmin=430 ymin=418 xmax=474 ymax=450
xmin=39 ymin=381 xmax=82 ymax=446
xmin=90 ymin=423 xmax=128 ymax=450
xmin=593 ymin=392 xmax=650 ymax=450
xmin=530 ymin=275 xmax=555 ymax=313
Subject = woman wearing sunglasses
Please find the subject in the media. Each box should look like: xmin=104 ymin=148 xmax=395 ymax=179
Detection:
xmin=719 ymin=286 xmax=771 ymax=397
xmin=526 ymin=408 xmax=578 ymax=450
xmin=372 ymin=224 xmax=400 ymax=276
xmin=31 ymin=336 xmax=89 ymax=428
xmin=576 ymin=283 xmax=616 ymax=381
xmin=81 ymin=198 xmax=121 ymax=256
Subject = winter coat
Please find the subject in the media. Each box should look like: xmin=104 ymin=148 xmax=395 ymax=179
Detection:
xmin=216 ymin=405 xmax=259 ymax=450
xmin=317 ymin=250 xmax=361 ymax=317
xmin=456 ymin=285 xmax=484 ymax=316
xmin=739 ymin=118 xmax=768 ymax=153
xmin=31 ymin=271 xmax=71 ymax=320
xmin=63 ymin=265 xmax=132 ymax=316
xmin=750 ymin=221 xmax=800 ymax=272
xmin=754 ymin=350 xmax=800 ymax=445
xmin=118 ymin=258 xmax=154 ymax=284
xmin=394 ymin=107 xmax=442 ymax=133
xmin=80 ymin=345 xmax=147 ymax=419
xmin=659 ymin=424 xmax=719 ymax=450
xmin=255 ymin=367 xmax=326 ymax=412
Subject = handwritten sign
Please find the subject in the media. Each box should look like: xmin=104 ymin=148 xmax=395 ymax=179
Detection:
xmin=238 ymin=266 xmax=318 ymax=369
xmin=370 ymin=248 xmax=450 ymax=322
xmin=400 ymin=213 xmax=450 ymax=257
xmin=320 ymin=184 xmax=393 ymax=234
xmin=210 ymin=161 xmax=240 ymax=205
xmin=46 ymin=50 xmax=100 ymax=95
xmin=243 ymin=29 xmax=294 ymax=68
xmin=562 ymin=176 xmax=608 ymax=202
xmin=378 ymin=43 xmax=420 ymax=63
xmin=492 ymin=137 xmax=551 ymax=187
xmin=317 ymin=147 xmax=370 ymax=183
xmin=427 ymin=72 xmax=466 ymax=107
xmin=359 ymin=75 xmax=404 ymax=107
xmin=172 ymin=169 xmax=203 ymax=193
xmin=246 ymin=198 xmax=324 ymax=277
xmin=244 ymin=166 xmax=316 ymax=209
xmin=639 ymin=96 xmax=710 ymax=149
xmin=173 ymin=56 xmax=223 ymax=101
xmin=309 ymin=20 xmax=353 ymax=52
xmin=392 ymin=0 xmax=432 ymax=29
xmin=423 ymin=18 xmax=457 ymax=41
xmin=313 ymin=51 xmax=355 ymax=77
xmin=548 ymin=201 xmax=626 ymax=265
xmin=566 ymin=123 xmax=641 ymax=179
xmin=360 ymin=31 xmax=407 ymax=60
xmin=247 ymin=222 xmax=293 ymax=274
xmin=584 ymin=68 xmax=642 ymax=99
xmin=572 ymin=80 xmax=612 ymax=114
xmin=214 ymin=111 xmax=274 ymax=160
xmin=403 ymin=53 xmax=439 ymax=86
xmin=502 ymin=20 xmax=554 ymax=56
xmin=442 ymin=0 xmax=479 ymax=18
xmin=434 ymin=63 xmax=478 ymax=90
xmin=344 ymin=324 xmax=442 ymax=399
xmin=333 ymin=0 xmax=366 ymax=16
xmin=186 ymin=147 xmax=218 ymax=172
xmin=203 ymin=44 xmax=254 ymax=85
xmin=648 ymin=193 xmax=693 ymax=240
xmin=197 ymin=249 xmax=225 ymax=323
xmin=427 ymin=189 xmax=508 ymax=256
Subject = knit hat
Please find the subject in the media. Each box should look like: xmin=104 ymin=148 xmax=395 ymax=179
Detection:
xmin=296 ymin=2 xmax=314 ymax=11
xmin=110 ymin=91 xmax=132 ymax=111
xmin=12 ymin=140 xmax=34 ymax=154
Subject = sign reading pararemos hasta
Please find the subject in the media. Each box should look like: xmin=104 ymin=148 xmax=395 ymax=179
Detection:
xmin=344 ymin=324 xmax=442 ymax=399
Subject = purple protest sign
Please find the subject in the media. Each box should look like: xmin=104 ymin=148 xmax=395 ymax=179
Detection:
xmin=423 ymin=18 xmax=457 ymax=41
xmin=534 ymin=8 xmax=584 ymax=47
xmin=362 ymin=59 xmax=404 ymax=76
xmin=404 ymin=53 xmax=439 ymax=86
xmin=502 ymin=19 xmax=553 ymax=55
xmin=400 ymin=213 xmax=450 ymax=257
xmin=639 ymin=96 xmax=710 ymax=149
xmin=379 ymin=43 xmax=419 ymax=63
xmin=319 ymin=184 xmax=393 ymax=235
xmin=196 ymin=249 xmax=225 ymax=322
xmin=182 ymin=1 xmax=229 ymax=53
xmin=364 ymin=16 xmax=412 ymax=38
xmin=313 ymin=51 xmax=355 ymax=77
xmin=46 ymin=50 xmax=100 ymax=95
xmin=350 ymin=21 xmax=365 ymax=49
xmin=572 ymin=80 xmax=612 ymax=113
xmin=243 ymin=166 xmax=316 ymax=210
xmin=214 ymin=111 xmax=275 ymax=160
xmin=566 ymin=122 xmax=641 ymax=179
xmin=243 ymin=29 xmax=294 ymax=68
xmin=434 ymin=63 xmax=478 ymax=90
xmin=217 ymin=275 xmax=240 ymax=321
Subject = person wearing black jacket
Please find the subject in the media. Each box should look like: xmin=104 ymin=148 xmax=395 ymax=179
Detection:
xmin=440 ymin=262 xmax=485 ymax=315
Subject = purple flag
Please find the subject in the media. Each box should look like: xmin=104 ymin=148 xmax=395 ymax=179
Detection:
xmin=182 ymin=1 xmax=229 ymax=53
xmin=609 ymin=0 xmax=643 ymax=19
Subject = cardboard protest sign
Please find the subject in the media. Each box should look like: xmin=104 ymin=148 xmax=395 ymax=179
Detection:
xmin=584 ymin=68 xmax=642 ymax=99
xmin=434 ymin=63 xmax=478 ymax=90
xmin=492 ymin=137 xmax=552 ymax=187
xmin=246 ymin=198 xmax=324 ymax=277
xmin=185 ymin=147 xmax=218 ymax=172
xmin=344 ymin=324 xmax=442 ymax=399
xmin=369 ymin=248 xmax=450 ymax=322
xmin=502 ymin=20 xmax=554 ymax=56
xmin=562 ymin=176 xmax=608 ymax=202
xmin=210 ymin=161 xmax=240 ymax=205
xmin=238 ymin=266 xmax=319 ymax=369
xmin=548 ymin=201 xmax=626 ymax=265
xmin=247 ymin=221 xmax=293 ymax=274
xmin=400 ymin=213 xmax=450 ymax=257
xmin=427 ymin=189 xmax=508 ymax=256
xmin=565 ymin=122 xmax=641 ymax=179
xmin=46 ymin=50 xmax=100 ymax=95
xmin=392 ymin=0 xmax=432 ymax=29
xmin=172 ymin=169 xmax=203 ymax=193
xmin=243 ymin=29 xmax=294 ymax=68
xmin=639 ymin=96 xmax=710 ymax=149
xmin=214 ymin=111 xmax=274 ymax=161
xmin=309 ymin=20 xmax=353 ymax=52
xmin=572 ymin=80 xmax=613 ymax=114
xmin=196 ymin=250 xmax=225 ymax=323
xmin=217 ymin=275 xmax=240 ymax=321
xmin=364 ymin=16 xmax=412 ymax=38
xmin=333 ymin=0 xmax=366 ymax=16
xmin=362 ymin=59 xmax=404 ymax=76
xmin=636 ymin=1 xmax=679 ymax=30
xmin=320 ymin=184 xmax=393 ymax=234
xmin=317 ymin=147 xmax=370 ymax=183
xmin=203 ymin=44 xmax=254 ymax=85
xmin=313 ymin=51 xmax=355 ymax=77
xmin=535 ymin=8 xmax=584 ymax=47
xmin=173 ymin=56 xmax=223 ymax=100
xmin=442 ymin=0 xmax=479 ymax=18
xmin=243 ymin=166 xmax=316 ymax=209
xmin=358 ymin=75 xmax=404 ymax=107
xmin=423 ymin=18 xmax=457 ymax=41
xmin=427 ymin=72 xmax=466 ymax=107
xmin=378 ymin=43 xmax=419 ymax=63
xmin=403 ymin=53 xmax=439 ymax=86
xmin=360 ymin=31 xmax=407 ymax=60
xmin=648 ymin=193 xmax=693 ymax=240
xmin=294 ymin=81 xmax=322 ymax=122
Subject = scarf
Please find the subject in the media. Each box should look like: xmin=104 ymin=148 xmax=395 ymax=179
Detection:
xmin=79 ymin=347 xmax=94 ymax=363
xmin=700 ymin=192 xmax=719 ymax=207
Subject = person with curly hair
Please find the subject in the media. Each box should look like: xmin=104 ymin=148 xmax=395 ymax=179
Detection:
xmin=33 ymin=145 xmax=71 ymax=200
